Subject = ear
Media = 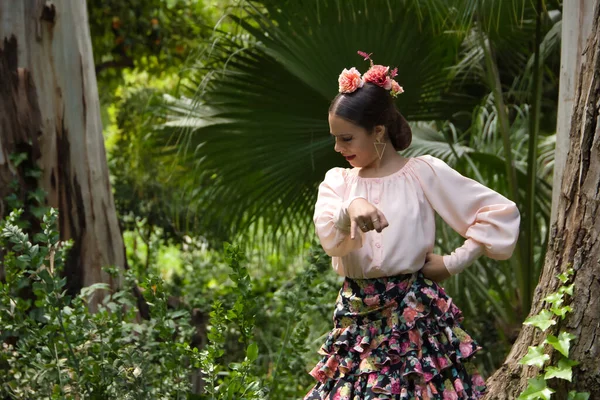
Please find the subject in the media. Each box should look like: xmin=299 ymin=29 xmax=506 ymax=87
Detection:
xmin=374 ymin=125 xmax=386 ymax=141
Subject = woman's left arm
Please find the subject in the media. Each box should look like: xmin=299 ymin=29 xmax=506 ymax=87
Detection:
xmin=415 ymin=156 xmax=521 ymax=276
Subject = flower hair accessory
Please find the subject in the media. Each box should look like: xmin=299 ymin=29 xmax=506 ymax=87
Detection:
xmin=337 ymin=51 xmax=404 ymax=97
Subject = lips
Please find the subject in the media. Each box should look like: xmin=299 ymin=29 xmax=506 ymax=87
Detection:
xmin=345 ymin=155 xmax=356 ymax=161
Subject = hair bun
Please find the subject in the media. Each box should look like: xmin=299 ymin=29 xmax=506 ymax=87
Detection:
xmin=390 ymin=111 xmax=412 ymax=151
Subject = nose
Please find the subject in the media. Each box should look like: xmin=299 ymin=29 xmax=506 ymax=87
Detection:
xmin=334 ymin=138 xmax=343 ymax=153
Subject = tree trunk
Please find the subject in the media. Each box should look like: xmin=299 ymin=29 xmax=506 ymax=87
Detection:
xmin=484 ymin=1 xmax=600 ymax=397
xmin=551 ymin=0 xmax=595 ymax=225
xmin=0 ymin=1 xmax=124 ymax=301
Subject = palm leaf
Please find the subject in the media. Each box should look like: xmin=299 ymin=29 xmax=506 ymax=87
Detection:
xmin=154 ymin=0 xmax=484 ymax=241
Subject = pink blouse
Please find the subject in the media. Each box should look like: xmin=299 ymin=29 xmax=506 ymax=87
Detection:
xmin=313 ymin=155 xmax=520 ymax=278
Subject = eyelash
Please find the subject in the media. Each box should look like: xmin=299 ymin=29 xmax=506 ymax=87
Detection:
xmin=332 ymin=136 xmax=352 ymax=143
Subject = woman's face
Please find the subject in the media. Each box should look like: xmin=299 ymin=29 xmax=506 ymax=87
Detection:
xmin=328 ymin=113 xmax=380 ymax=168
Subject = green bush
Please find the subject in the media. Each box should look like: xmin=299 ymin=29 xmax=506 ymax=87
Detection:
xmin=0 ymin=208 xmax=340 ymax=399
xmin=0 ymin=209 xmax=199 ymax=399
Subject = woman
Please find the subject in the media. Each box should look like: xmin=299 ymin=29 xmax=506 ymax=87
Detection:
xmin=304 ymin=52 xmax=520 ymax=399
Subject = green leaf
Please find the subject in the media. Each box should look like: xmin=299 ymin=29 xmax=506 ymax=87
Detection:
xmin=559 ymin=284 xmax=574 ymax=296
xmin=545 ymin=332 xmax=577 ymax=357
xmin=246 ymin=343 xmax=258 ymax=362
xmin=9 ymin=152 xmax=28 ymax=167
xmin=17 ymin=254 xmax=31 ymax=263
xmin=29 ymin=244 xmax=40 ymax=258
xmin=568 ymin=391 xmax=590 ymax=400
xmin=544 ymin=357 xmax=579 ymax=382
xmin=543 ymin=292 xmax=564 ymax=306
xmin=519 ymin=345 xmax=550 ymax=368
xmin=558 ymin=272 xmax=569 ymax=283
xmin=558 ymin=268 xmax=574 ymax=283
xmin=550 ymin=304 xmax=573 ymax=319
xmin=518 ymin=377 xmax=555 ymax=400
xmin=37 ymin=268 xmax=54 ymax=286
xmin=523 ymin=310 xmax=557 ymax=331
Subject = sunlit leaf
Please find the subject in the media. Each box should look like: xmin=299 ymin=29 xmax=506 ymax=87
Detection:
xmin=517 ymin=377 xmax=555 ymax=400
xmin=550 ymin=304 xmax=573 ymax=319
xmin=523 ymin=310 xmax=556 ymax=332
xmin=545 ymin=332 xmax=577 ymax=357
xmin=559 ymin=284 xmax=574 ymax=296
xmin=544 ymin=357 xmax=579 ymax=382
xmin=543 ymin=292 xmax=564 ymax=306
xmin=519 ymin=345 xmax=550 ymax=368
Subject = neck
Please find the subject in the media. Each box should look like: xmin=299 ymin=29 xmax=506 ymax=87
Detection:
xmin=360 ymin=142 xmax=405 ymax=177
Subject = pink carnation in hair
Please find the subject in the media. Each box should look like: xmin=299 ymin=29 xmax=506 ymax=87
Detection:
xmin=338 ymin=67 xmax=364 ymax=93
xmin=363 ymin=64 xmax=390 ymax=87
xmin=391 ymin=80 xmax=404 ymax=97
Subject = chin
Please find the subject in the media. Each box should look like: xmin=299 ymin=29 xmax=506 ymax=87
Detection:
xmin=350 ymin=160 xmax=367 ymax=168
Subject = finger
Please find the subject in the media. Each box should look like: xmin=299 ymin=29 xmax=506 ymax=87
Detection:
xmin=377 ymin=211 xmax=389 ymax=230
xmin=372 ymin=219 xmax=382 ymax=232
xmin=358 ymin=218 xmax=370 ymax=233
xmin=371 ymin=214 xmax=382 ymax=232
xmin=350 ymin=219 xmax=357 ymax=240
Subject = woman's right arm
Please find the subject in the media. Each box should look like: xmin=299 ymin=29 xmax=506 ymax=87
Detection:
xmin=313 ymin=168 xmax=365 ymax=257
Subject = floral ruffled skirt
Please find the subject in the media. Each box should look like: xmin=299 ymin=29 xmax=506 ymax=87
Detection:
xmin=304 ymin=271 xmax=486 ymax=399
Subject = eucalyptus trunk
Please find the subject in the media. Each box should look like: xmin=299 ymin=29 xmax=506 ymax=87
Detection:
xmin=0 ymin=1 xmax=123 ymax=300
xmin=551 ymin=0 xmax=596 ymax=225
xmin=484 ymin=1 xmax=600 ymax=397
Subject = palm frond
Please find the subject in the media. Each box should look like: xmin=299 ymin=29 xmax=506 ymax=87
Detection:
xmin=153 ymin=0 xmax=483 ymax=241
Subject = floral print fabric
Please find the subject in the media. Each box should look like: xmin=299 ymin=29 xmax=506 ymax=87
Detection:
xmin=304 ymin=272 xmax=486 ymax=399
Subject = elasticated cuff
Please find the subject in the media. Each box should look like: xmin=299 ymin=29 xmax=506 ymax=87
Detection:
xmin=443 ymin=238 xmax=485 ymax=275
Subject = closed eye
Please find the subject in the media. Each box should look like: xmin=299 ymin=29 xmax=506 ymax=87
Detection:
xmin=331 ymin=134 xmax=353 ymax=142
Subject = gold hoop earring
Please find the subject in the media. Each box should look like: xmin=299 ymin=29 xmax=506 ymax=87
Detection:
xmin=374 ymin=137 xmax=386 ymax=160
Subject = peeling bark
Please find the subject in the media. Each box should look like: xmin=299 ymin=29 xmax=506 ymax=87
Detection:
xmin=0 ymin=2 xmax=124 ymax=304
xmin=484 ymin=1 xmax=600 ymax=397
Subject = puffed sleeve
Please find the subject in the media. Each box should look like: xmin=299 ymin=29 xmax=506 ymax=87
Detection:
xmin=313 ymin=168 xmax=365 ymax=257
xmin=414 ymin=156 xmax=521 ymax=275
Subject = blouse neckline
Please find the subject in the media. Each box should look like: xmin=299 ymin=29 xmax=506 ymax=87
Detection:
xmin=352 ymin=157 xmax=415 ymax=181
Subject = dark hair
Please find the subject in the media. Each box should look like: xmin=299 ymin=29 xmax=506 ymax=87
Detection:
xmin=329 ymin=83 xmax=412 ymax=151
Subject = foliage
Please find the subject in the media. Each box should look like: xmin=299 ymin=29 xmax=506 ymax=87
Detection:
xmin=88 ymin=0 xmax=218 ymax=86
xmin=0 ymin=206 xmax=345 ymax=399
xmin=168 ymin=236 xmax=341 ymax=398
xmin=0 ymin=209 xmax=200 ymax=399
xmin=197 ymin=244 xmax=266 ymax=399
xmin=106 ymin=86 xmax=197 ymax=242
xmin=517 ymin=268 xmax=589 ymax=400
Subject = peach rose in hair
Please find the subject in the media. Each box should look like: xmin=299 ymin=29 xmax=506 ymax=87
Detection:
xmin=338 ymin=67 xmax=364 ymax=93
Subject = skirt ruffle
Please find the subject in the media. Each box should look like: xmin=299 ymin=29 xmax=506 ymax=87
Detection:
xmin=304 ymin=272 xmax=486 ymax=400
